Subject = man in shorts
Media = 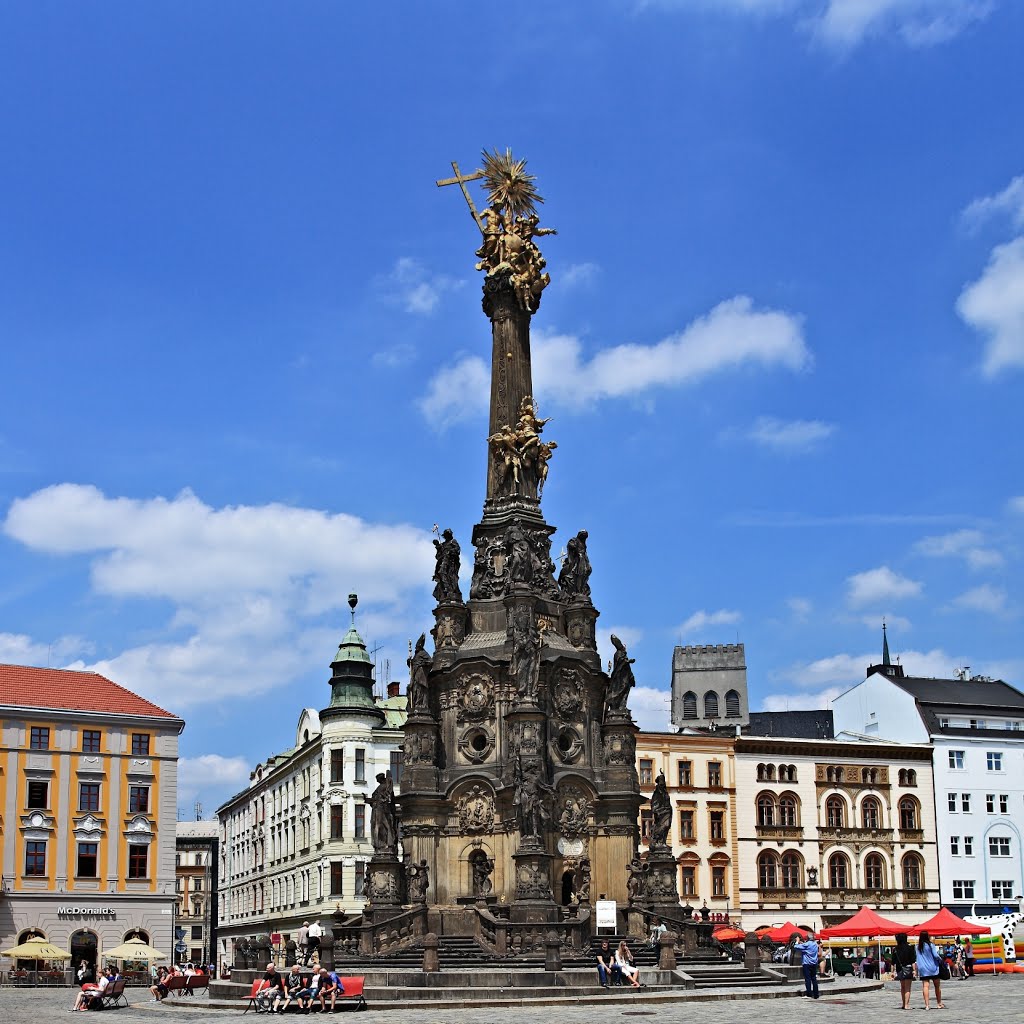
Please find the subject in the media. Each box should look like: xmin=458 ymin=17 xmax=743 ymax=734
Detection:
xmin=315 ymin=967 xmax=344 ymax=1012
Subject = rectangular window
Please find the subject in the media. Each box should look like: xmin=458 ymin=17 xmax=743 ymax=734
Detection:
xmin=677 ymin=760 xmax=692 ymax=787
xmin=330 ymin=749 xmax=344 ymax=784
xmin=330 ymin=805 xmax=344 ymax=840
xmin=131 ymin=733 xmax=150 ymax=756
xmin=708 ymin=762 xmax=722 ymax=788
xmin=992 ymin=880 xmax=1014 ymax=900
xmin=355 ymin=862 xmax=365 ymax=897
xmin=354 ymin=804 xmax=365 ymax=839
xmin=964 ymin=836 xmax=974 ymax=855
xmin=961 ymin=793 xmax=971 ymax=812
xmin=77 ymin=842 xmax=98 ymax=878
xmin=681 ymin=866 xmax=696 ymax=896
xmin=79 ymin=783 xmax=100 ymax=812
xmin=989 ymin=837 xmax=1011 ymax=857
xmin=949 ymin=750 xmax=965 ymax=770
xmin=27 ymin=780 xmax=48 ymax=809
xmin=950 ymin=836 xmax=960 ymax=855
xmin=191 ymin=925 xmax=203 ymax=940
xmin=679 ymin=810 xmax=694 ymax=839
xmin=390 ymin=750 xmax=404 ymax=788
xmin=987 ymin=752 xmax=1003 ymax=771
xmin=30 ymin=726 xmax=50 ymax=750
xmin=987 ymin=794 xmax=995 ymax=813
xmin=82 ymin=729 xmax=102 ymax=753
xmin=129 ymin=786 xmax=150 ymax=813
xmin=947 ymin=792 xmax=957 ymax=812
xmin=640 ymin=809 xmax=653 ymax=843
xmin=710 ymin=810 xmax=725 ymax=840
xmin=639 ymin=759 xmax=654 ymax=786
xmin=330 ymin=862 xmax=343 ymax=896
xmin=193 ymin=877 xmax=203 ymax=891
xmin=939 ymin=717 xmax=950 ymax=728
xmin=952 ymin=880 xmax=975 ymax=900
xmin=355 ymin=749 xmax=366 ymax=783
xmin=127 ymin=844 xmax=149 ymax=879
xmin=25 ymin=840 xmax=47 ymax=876
xmin=999 ymin=794 xmax=1009 ymax=814
xmin=712 ymin=865 xmax=726 ymax=897
xmin=970 ymin=719 xmax=986 ymax=730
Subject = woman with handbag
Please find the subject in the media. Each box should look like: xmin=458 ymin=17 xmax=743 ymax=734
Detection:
xmin=915 ymin=930 xmax=946 ymax=1009
xmin=893 ymin=933 xmax=916 ymax=1009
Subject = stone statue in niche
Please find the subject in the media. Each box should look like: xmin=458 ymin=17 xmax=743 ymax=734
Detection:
xmin=505 ymin=520 xmax=533 ymax=584
xmin=405 ymin=858 xmax=430 ymax=902
xmin=577 ymin=857 xmax=592 ymax=902
xmin=471 ymin=852 xmax=495 ymax=896
xmin=432 ymin=528 xmax=463 ymax=604
xmin=650 ymin=771 xmax=672 ymax=847
xmin=407 ymin=633 xmax=432 ymax=716
xmin=367 ymin=773 xmax=398 ymax=854
xmin=605 ymin=634 xmax=636 ymax=714
xmin=557 ymin=530 xmax=592 ymax=600
xmin=626 ymin=857 xmax=649 ymax=903
xmin=514 ymin=756 xmax=553 ymax=841
xmin=511 ymin=605 xmax=542 ymax=702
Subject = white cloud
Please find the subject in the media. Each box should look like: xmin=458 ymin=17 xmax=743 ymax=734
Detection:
xmin=0 ymin=632 xmax=91 ymax=666
xmin=561 ymin=262 xmax=600 ymax=288
xmin=4 ymin=484 xmax=436 ymax=707
xmin=952 ymin=583 xmax=1008 ymax=614
xmin=745 ymin=416 xmax=835 ymax=452
xmin=962 ymin=175 xmax=1024 ymax=232
xmin=957 ymin=237 xmax=1024 ymax=376
xmin=914 ymin=528 xmax=1004 ymax=570
xmin=678 ymin=608 xmax=742 ymax=637
xmin=787 ymin=597 xmax=812 ymax=621
xmin=629 ymin=686 xmax=674 ymax=732
xmin=597 ymin=626 xmax=645 ymax=672
xmin=1009 ymin=496 xmax=1024 ymax=515
xmin=377 ymin=257 xmax=463 ymax=315
xmin=178 ymin=754 xmax=252 ymax=815
xmin=846 ymin=566 xmax=923 ymax=607
xmin=772 ymin=646 xmax=957 ymax=690
xmin=420 ymin=296 xmax=809 ymax=426
xmin=761 ymin=686 xmax=845 ymax=712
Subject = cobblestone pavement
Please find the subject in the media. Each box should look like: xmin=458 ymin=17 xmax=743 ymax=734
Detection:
xmin=2 ymin=976 xmax=1021 ymax=1023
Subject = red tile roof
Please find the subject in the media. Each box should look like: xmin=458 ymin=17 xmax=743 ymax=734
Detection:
xmin=0 ymin=663 xmax=181 ymax=721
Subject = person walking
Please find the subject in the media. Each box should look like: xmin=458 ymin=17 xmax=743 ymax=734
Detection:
xmin=893 ymin=933 xmax=917 ymax=1009
xmin=296 ymin=921 xmax=309 ymax=966
xmin=307 ymin=920 xmax=323 ymax=965
xmin=792 ymin=932 xmax=821 ymax=999
xmin=963 ymin=937 xmax=975 ymax=978
xmin=915 ymin=930 xmax=946 ymax=1009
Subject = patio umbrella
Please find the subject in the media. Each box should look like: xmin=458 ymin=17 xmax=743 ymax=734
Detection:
xmin=907 ymin=907 xmax=990 ymax=938
xmin=712 ymin=926 xmax=747 ymax=942
xmin=103 ymin=937 xmax=167 ymax=961
xmin=760 ymin=921 xmax=810 ymax=943
xmin=2 ymin=937 xmax=73 ymax=959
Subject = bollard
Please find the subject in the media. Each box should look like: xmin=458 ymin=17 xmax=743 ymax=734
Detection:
xmin=744 ymin=932 xmax=761 ymax=973
xmin=544 ymin=930 xmax=563 ymax=972
xmin=422 ymin=932 xmax=440 ymax=973
xmin=659 ymin=930 xmax=678 ymax=971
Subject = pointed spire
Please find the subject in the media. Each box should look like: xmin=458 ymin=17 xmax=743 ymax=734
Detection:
xmin=882 ymin=620 xmax=891 ymax=667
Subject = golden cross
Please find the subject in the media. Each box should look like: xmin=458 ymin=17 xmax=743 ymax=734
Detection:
xmin=436 ymin=160 xmax=485 ymax=231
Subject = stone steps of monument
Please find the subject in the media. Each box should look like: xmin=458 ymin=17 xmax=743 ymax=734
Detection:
xmin=684 ymin=964 xmax=778 ymax=988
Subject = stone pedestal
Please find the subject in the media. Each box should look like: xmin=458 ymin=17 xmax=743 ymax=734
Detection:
xmin=544 ymin=930 xmax=563 ymax=972
xmin=659 ymin=930 xmax=678 ymax=971
xmin=511 ymin=845 xmax=557 ymax=922
xmin=422 ymin=933 xmax=440 ymax=973
xmin=431 ymin=601 xmax=468 ymax=665
xmin=643 ymin=843 xmax=683 ymax=915
xmin=744 ymin=932 xmax=761 ymax=973
xmin=364 ymin=852 xmax=405 ymax=910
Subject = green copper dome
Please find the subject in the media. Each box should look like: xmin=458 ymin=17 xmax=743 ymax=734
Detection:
xmin=333 ymin=625 xmax=372 ymax=665
xmin=321 ymin=613 xmax=384 ymax=724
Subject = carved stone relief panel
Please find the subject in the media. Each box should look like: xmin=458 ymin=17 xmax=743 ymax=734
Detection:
xmin=457 ymin=672 xmax=495 ymax=722
xmin=603 ymin=730 xmax=636 ymax=767
xmin=556 ymin=786 xmax=592 ymax=839
xmin=552 ymin=666 xmax=584 ymax=720
xmin=457 ymin=784 xmax=496 ymax=833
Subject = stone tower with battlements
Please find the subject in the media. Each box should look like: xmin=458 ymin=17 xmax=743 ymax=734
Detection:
xmin=671 ymin=643 xmax=749 ymax=730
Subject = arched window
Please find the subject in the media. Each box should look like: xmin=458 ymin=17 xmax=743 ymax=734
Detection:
xmin=758 ymin=851 xmax=779 ymax=888
xmin=899 ymin=797 xmax=919 ymax=830
xmin=861 ymin=796 xmax=882 ymax=829
xmin=725 ymin=689 xmax=741 ymax=717
xmin=781 ymin=851 xmax=803 ymax=888
xmin=901 ymin=853 xmax=923 ymax=891
xmin=704 ymin=691 xmax=720 ymax=719
xmin=825 ymin=796 xmax=846 ymax=828
xmin=864 ymin=853 xmax=886 ymax=889
xmin=682 ymin=691 xmax=697 ymax=719
xmin=777 ymin=764 xmax=796 ymax=782
xmin=828 ymin=852 xmax=850 ymax=889
xmin=757 ymin=793 xmax=776 ymax=826
xmin=757 ymin=763 xmax=767 ymax=782
xmin=861 ymin=767 xmax=879 ymax=785
xmin=904 ymin=769 xmax=917 ymax=787
xmin=124 ymin=929 xmax=149 ymax=943
xmin=765 ymin=764 xmax=776 ymax=781
xmin=826 ymin=765 xmax=844 ymax=784
xmin=779 ymin=793 xmax=800 ymax=827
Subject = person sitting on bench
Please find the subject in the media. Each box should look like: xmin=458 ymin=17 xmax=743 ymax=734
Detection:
xmin=315 ymin=967 xmax=344 ymax=1012
xmin=276 ymin=965 xmax=314 ymax=1013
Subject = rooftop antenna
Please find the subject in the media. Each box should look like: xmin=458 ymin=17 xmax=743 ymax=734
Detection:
xmin=194 ymin=801 xmax=202 ymax=822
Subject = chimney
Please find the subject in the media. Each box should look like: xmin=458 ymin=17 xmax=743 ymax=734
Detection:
xmin=387 ymin=681 xmax=401 ymax=698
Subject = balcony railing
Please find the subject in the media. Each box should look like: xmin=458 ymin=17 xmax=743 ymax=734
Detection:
xmin=817 ymin=826 xmax=894 ymax=842
xmin=820 ymin=887 xmax=929 ymax=905
xmin=755 ymin=825 xmax=804 ymax=840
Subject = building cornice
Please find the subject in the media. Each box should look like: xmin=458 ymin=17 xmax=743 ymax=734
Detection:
xmin=735 ymin=736 xmax=933 ymax=761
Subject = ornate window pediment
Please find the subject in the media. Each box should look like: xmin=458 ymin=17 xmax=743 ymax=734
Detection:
xmin=124 ymin=814 xmax=154 ymax=846
xmin=73 ymin=814 xmax=106 ymax=841
xmin=20 ymin=810 xmax=55 ymax=841
xmin=76 ymin=756 xmax=106 ymax=776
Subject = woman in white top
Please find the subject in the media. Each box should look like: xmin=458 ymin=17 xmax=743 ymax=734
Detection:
xmin=615 ymin=941 xmax=640 ymax=988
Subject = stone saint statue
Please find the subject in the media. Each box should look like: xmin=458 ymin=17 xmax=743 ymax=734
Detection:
xmin=405 ymin=859 xmax=430 ymax=902
xmin=368 ymin=773 xmax=398 ymax=854
xmin=605 ymin=634 xmax=636 ymax=714
xmin=650 ymin=771 xmax=672 ymax=847
xmin=511 ymin=606 xmax=542 ymax=702
xmin=557 ymin=530 xmax=592 ymax=600
xmin=432 ymin=528 xmax=463 ymax=604
xmin=407 ymin=633 xmax=432 ymax=716
xmin=514 ymin=757 xmax=552 ymax=840
xmin=505 ymin=520 xmax=533 ymax=584
xmin=472 ymin=854 xmax=495 ymax=896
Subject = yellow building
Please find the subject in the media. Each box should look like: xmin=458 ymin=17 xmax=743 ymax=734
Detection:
xmin=635 ymin=731 xmax=739 ymax=919
xmin=0 ymin=664 xmax=184 ymax=975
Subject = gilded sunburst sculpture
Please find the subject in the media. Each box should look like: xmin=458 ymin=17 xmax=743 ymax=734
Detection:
xmin=480 ymin=148 xmax=544 ymax=220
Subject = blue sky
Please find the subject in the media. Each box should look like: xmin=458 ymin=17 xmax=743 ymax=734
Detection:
xmin=2 ymin=1 xmax=1023 ymax=814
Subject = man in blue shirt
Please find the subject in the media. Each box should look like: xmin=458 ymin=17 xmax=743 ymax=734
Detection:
xmin=792 ymin=933 xmax=820 ymax=999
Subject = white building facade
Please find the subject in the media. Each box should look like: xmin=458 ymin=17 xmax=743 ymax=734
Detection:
xmin=832 ymin=653 xmax=1024 ymax=915
xmin=216 ymin=621 xmax=405 ymax=964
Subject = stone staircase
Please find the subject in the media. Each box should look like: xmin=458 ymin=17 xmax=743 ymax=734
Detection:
xmin=683 ymin=962 xmax=779 ymax=988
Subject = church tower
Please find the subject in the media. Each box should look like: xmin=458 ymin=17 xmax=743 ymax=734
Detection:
xmin=393 ymin=153 xmax=644 ymax=933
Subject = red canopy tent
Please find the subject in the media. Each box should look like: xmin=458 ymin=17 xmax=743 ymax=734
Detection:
xmin=817 ymin=906 xmax=912 ymax=938
xmin=712 ymin=926 xmax=747 ymax=943
xmin=907 ymin=907 xmax=990 ymax=938
xmin=759 ymin=922 xmax=811 ymax=942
